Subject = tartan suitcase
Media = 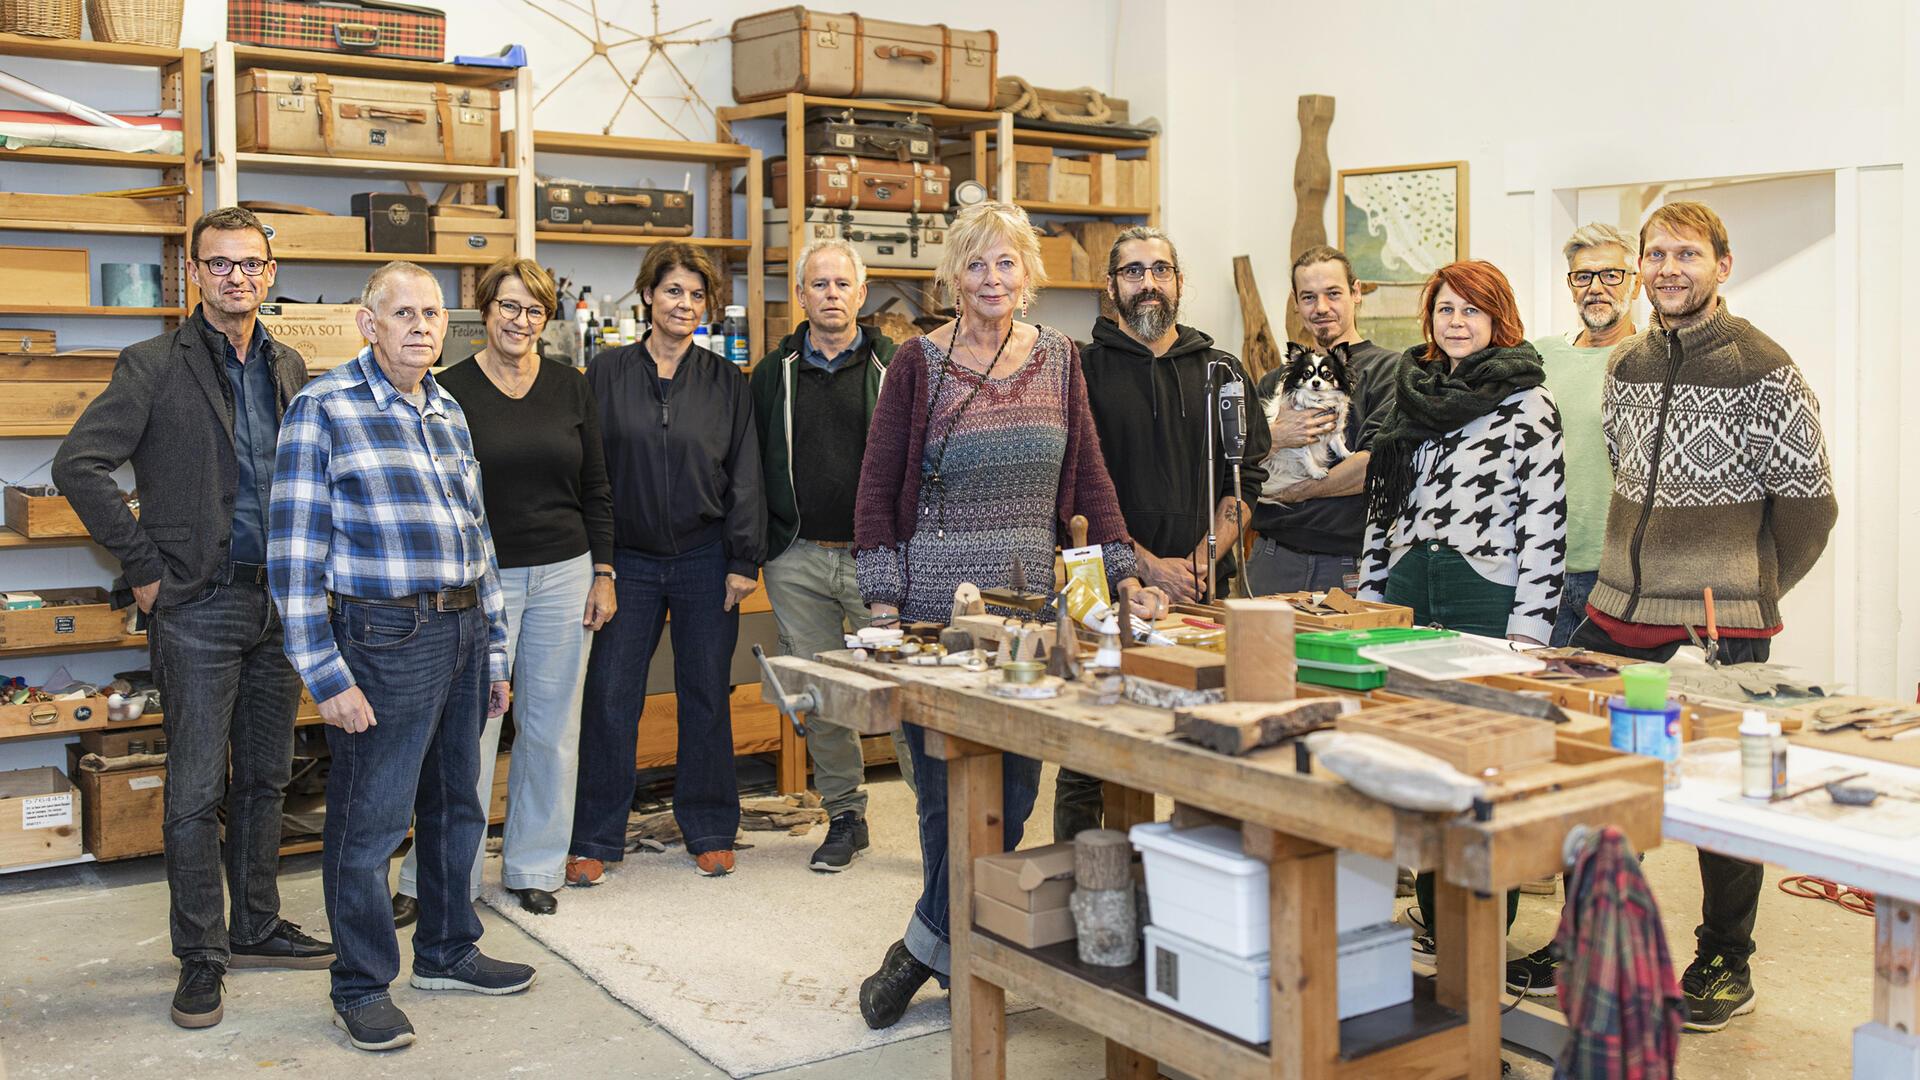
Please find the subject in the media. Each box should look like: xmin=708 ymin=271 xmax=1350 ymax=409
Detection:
xmin=802 ymin=107 xmax=937 ymax=163
xmin=233 ymin=68 xmax=499 ymax=165
xmin=771 ymin=155 xmax=951 ymax=213
xmin=227 ymin=0 xmax=446 ymax=62
xmin=766 ymin=207 xmax=948 ymax=270
xmin=533 ymin=178 xmax=694 ymax=237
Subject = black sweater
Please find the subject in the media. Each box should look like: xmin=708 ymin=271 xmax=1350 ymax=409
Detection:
xmin=436 ymin=358 xmax=614 ymax=569
xmin=1250 ymin=339 xmax=1400 ymax=555
xmin=1079 ymin=318 xmax=1270 ymax=558
xmin=586 ymin=335 xmax=767 ymax=577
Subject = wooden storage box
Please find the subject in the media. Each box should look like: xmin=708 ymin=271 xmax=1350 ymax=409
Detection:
xmin=430 ymin=216 xmax=514 ymax=257
xmin=79 ymin=725 xmax=166 ymax=758
xmin=0 ymin=767 xmax=83 ymax=869
xmin=0 ymin=587 xmax=126 ymax=651
xmin=67 ymin=746 xmax=165 ymax=862
xmin=257 ymin=303 xmax=368 ymax=369
xmin=254 ymin=212 xmax=365 ymax=254
xmin=0 ymin=246 xmax=89 ymax=307
xmin=1049 ymin=157 xmax=1093 ymax=205
xmin=1338 ymin=700 xmax=1557 ymax=776
xmin=0 ymin=192 xmax=178 ymax=229
xmin=5 ymin=485 xmax=87 ymax=538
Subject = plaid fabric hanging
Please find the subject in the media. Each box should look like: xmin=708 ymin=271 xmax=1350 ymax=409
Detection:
xmin=1554 ymin=826 xmax=1684 ymax=1079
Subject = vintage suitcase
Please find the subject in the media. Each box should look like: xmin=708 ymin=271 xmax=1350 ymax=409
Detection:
xmin=767 ymin=207 xmax=949 ymax=270
xmin=227 ymin=0 xmax=446 ymax=61
xmin=731 ymin=8 xmax=998 ymax=109
xmin=771 ymin=156 xmax=951 ymax=213
xmin=233 ymin=68 xmax=499 ymax=166
xmin=801 ymin=107 xmax=937 ymax=162
xmin=532 ymin=179 xmax=694 ymax=236
xmin=351 ymin=192 xmax=430 ymax=252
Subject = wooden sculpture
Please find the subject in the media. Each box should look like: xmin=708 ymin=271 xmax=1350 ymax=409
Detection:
xmin=1233 ymin=255 xmax=1284 ymax=385
xmin=1287 ymin=94 xmax=1336 ymax=346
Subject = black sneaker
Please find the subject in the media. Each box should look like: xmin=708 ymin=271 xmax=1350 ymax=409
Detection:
xmin=391 ymin=894 xmax=419 ymax=929
xmin=411 ymin=950 xmax=536 ymax=995
xmin=170 ymin=959 xmax=224 ymax=1029
xmin=1406 ymin=909 xmax=1436 ymax=963
xmin=1682 ymin=953 xmax=1756 ymax=1032
xmin=230 ymin=921 xmax=335 ymax=970
xmin=333 ymin=997 xmax=416 ymax=1051
xmin=810 ymin=812 xmax=871 ymax=872
xmin=859 ymin=939 xmax=934 ymax=1030
xmin=1505 ymin=944 xmax=1559 ymax=997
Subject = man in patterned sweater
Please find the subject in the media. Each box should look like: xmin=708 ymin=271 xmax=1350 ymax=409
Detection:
xmin=1571 ymin=201 xmax=1837 ymax=1034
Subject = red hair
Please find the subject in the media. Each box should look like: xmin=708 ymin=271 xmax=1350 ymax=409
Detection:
xmin=1419 ymin=260 xmax=1525 ymax=357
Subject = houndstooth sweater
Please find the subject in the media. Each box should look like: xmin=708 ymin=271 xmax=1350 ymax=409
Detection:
xmin=1590 ymin=302 xmax=1835 ymax=630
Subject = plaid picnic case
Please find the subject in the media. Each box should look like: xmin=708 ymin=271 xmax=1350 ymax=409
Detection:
xmin=227 ymin=0 xmax=446 ymax=62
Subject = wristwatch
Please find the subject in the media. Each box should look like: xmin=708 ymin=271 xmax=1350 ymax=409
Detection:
xmin=594 ymin=569 xmax=616 ymax=580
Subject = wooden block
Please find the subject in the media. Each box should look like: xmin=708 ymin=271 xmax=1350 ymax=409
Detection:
xmin=4 ymin=486 xmax=86 ymax=537
xmin=0 ymin=766 xmax=82 ymax=868
xmin=1174 ymin=698 xmax=1351 ymax=756
xmin=1049 ymin=158 xmax=1092 ymax=204
xmin=1089 ymin=153 xmax=1118 ymax=206
xmin=1012 ymin=143 xmax=1054 ymax=165
xmin=759 ymin=655 xmax=902 ymax=735
xmin=1338 ymin=700 xmax=1557 ymax=776
xmin=1036 ymin=233 xmax=1076 ymax=283
xmin=67 ymin=746 xmax=163 ymax=861
xmin=1073 ymin=828 xmax=1132 ymax=890
xmin=1060 ymin=221 xmax=1123 ymax=276
xmin=1015 ymin=162 xmax=1050 ymax=202
xmin=0 ymin=192 xmax=177 ymax=228
xmin=1875 ymin=898 xmax=1919 ymax=1032
xmin=1118 ymin=644 xmax=1226 ymax=691
xmin=489 ymin=752 xmax=511 ymax=821
xmin=1223 ymin=598 xmax=1295 ymax=702
xmin=0 ymin=246 xmax=88 ymax=306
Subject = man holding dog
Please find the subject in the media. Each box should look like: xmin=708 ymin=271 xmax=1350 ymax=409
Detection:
xmin=1245 ymin=246 xmax=1400 ymax=595
xmin=1071 ymin=225 xmax=1267 ymax=841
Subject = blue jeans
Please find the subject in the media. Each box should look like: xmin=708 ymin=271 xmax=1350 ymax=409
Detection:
xmin=573 ymin=542 xmax=740 ymax=860
xmin=1242 ymin=536 xmax=1358 ymax=595
xmin=399 ymin=553 xmax=593 ymax=897
xmin=899 ymin=721 xmax=1041 ymax=981
xmin=150 ymin=577 xmax=301 ymax=963
xmin=1551 ymin=570 xmax=1598 ymax=648
xmin=321 ymin=599 xmax=489 ymax=1011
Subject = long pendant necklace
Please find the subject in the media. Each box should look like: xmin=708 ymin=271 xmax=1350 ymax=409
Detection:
xmin=922 ymin=319 xmax=1018 ymax=538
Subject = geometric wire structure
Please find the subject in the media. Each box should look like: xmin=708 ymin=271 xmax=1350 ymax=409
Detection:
xmin=522 ymin=0 xmax=723 ymax=139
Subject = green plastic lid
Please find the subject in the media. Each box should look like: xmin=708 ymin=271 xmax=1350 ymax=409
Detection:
xmin=1619 ymin=663 xmax=1671 ymax=710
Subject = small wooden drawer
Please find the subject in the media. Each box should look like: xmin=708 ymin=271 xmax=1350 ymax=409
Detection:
xmin=0 ymin=587 xmax=127 ymax=652
xmin=0 ymin=695 xmax=131 ymax=741
xmin=5 ymin=486 xmax=87 ymax=538
xmin=68 ymin=746 xmax=165 ymax=862
xmin=0 ymin=192 xmax=179 ymax=229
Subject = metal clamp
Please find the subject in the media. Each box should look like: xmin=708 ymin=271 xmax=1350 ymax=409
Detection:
xmin=752 ymin=644 xmax=815 ymax=738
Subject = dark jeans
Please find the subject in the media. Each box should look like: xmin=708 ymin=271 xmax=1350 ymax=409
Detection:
xmin=1242 ymin=536 xmax=1358 ymax=595
xmin=1550 ymin=570 xmax=1598 ymax=648
xmin=322 ymin=600 xmax=489 ymax=1010
xmin=1567 ymin=618 xmax=1769 ymax=966
xmin=150 ymin=579 xmax=301 ymax=964
xmin=573 ymin=542 xmax=740 ymax=860
xmin=900 ymin=720 xmax=1042 ymax=981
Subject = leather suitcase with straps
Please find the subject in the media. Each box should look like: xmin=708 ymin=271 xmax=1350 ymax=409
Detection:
xmin=731 ymin=8 xmax=998 ymax=110
xmin=770 ymin=155 xmax=951 ymax=213
xmin=231 ymin=68 xmax=499 ymax=165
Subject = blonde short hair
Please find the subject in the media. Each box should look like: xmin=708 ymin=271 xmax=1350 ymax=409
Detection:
xmin=936 ymin=201 xmax=1046 ymax=310
xmin=1641 ymin=201 xmax=1729 ymax=261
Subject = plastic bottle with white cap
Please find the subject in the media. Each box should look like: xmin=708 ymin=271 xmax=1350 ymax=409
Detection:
xmin=1739 ymin=710 xmax=1772 ymax=799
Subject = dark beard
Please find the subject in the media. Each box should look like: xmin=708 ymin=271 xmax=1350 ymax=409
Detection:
xmin=1119 ymin=287 xmax=1177 ymax=340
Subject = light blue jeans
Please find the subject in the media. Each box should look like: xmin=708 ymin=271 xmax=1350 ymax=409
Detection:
xmin=400 ymin=553 xmax=594 ymax=896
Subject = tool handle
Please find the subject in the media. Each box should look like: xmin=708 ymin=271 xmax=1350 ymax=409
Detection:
xmin=1703 ymin=587 xmax=1719 ymax=638
xmin=1069 ymin=513 xmax=1088 ymax=549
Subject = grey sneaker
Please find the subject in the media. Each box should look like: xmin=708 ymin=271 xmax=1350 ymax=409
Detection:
xmin=333 ymin=998 xmax=415 ymax=1051
xmin=410 ymin=951 xmax=536 ymax=995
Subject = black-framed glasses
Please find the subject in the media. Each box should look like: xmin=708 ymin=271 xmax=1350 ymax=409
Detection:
xmin=493 ymin=298 xmax=549 ymax=324
xmin=1115 ymin=262 xmax=1178 ymax=283
xmin=1567 ymin=268 xmax=1630 ymax=287
xmin=197 ymin=256 xmax=269 ymax=277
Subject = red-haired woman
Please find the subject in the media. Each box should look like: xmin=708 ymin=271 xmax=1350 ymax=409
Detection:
xmin=1359 ymin=260 xmax=1566 ymax=968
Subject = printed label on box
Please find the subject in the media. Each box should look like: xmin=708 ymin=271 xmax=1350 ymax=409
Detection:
xmin=55 ymin=615 xmax=74 ymax=634
xmin=22 ymin=792 xmax=73 ymax=830
xmin=1154 ymin=946 xmax=1178 ymax=997
xmin=129 ymin=776 xmax=162 ymax=791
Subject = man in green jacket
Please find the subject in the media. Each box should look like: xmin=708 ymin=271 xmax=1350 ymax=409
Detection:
xmin=750 ymin=239 xmax=911 ymax=873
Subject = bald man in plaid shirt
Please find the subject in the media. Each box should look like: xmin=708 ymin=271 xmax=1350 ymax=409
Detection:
xmin=268 ymin=262 xmax=535 ymax=1052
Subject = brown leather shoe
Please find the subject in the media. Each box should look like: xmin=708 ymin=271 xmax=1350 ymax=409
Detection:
xmin=565 ymin=855 xmax=605 ymax=887
xmin=693 ymin=850 xmax=735 ymax=877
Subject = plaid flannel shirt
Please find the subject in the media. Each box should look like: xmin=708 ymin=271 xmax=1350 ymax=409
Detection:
xmin=268 ymin=347 xmax=508 ymax=703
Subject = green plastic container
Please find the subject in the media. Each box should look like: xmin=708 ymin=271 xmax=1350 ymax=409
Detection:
xmin=1297 ymin=657 xmax=1388 ymax=691
xmin=1295 ymin=627 xmax=1457 ymax=668
xmin=1619 ymin=663 xmax=1671 ymax=711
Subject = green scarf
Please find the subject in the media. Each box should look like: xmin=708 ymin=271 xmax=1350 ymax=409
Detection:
xmin=1366 ymin=342 xmax=1547 ymax=526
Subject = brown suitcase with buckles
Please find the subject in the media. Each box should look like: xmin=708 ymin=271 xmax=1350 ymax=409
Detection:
xmin=770 ymin=155 xmax=951 ymax=213
xmin=231 ymin=68 xmax=499 ymax=166
xmin=730 ymin=8 xmax=998 ymax=110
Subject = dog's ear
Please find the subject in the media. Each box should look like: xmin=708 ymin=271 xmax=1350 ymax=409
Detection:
xmin=1285 ymin=341 xmax=1308 ymax=365
xmin=1329 ymin=341 xmax=1351 ymax=366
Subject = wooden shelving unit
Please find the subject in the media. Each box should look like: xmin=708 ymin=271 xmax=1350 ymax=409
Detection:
xmin=0 ymin=306 xmax=186 ymax=318
xmin=0 ymin=633 xmax=148 ymax=661
xmin=1002 ymin=126 xmax=1160 ymax=294
xmin=0 ymin=220 xmax=190 ymax=237
xmin=205 ymin=41 xmax=537 ymax=306
xmin=515 ymin=129 xmax=765 ymax=357
xmin=0 ymin=531 xmax=94 ymax=550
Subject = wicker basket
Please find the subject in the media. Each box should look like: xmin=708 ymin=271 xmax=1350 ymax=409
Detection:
xmin=0 ymin=0 xmax=83 ymax=38
xmin=85 ymin=0 xmax=183 ymax=47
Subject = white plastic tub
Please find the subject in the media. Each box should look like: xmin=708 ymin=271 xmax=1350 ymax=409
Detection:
xmin=1337 ymin=921 xmax=1414 ymax=1019
xmin=1143 ymin=920 xmax=1416 ymax=1043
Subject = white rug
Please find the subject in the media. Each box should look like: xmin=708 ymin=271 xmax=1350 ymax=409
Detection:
xmin=479 ymin=773 xmax=1045 ymax=1078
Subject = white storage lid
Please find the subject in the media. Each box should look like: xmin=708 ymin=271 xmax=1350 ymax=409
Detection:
xmin=1129 ymin=822 xmax=1266 ymax=877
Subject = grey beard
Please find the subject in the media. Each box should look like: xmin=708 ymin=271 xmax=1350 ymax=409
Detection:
xmin=1579 ymin=300 xmax=1624 ymax=333
xmin=1122 ymin=293 xmax=1178 ymax=340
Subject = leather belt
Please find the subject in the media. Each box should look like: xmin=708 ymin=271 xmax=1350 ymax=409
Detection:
xmin=230 ymin=561 xmax=270 ymax=586
xmin=805 ymin=539 xmax=853 ymax=550
xmin=330 ymin=584 xmax=480 ymax=612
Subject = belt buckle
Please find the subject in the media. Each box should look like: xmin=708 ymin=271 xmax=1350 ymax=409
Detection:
xmin=432 ymin=590 xmax=451 ymax=613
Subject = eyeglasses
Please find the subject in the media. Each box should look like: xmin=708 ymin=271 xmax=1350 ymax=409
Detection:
xmin=1567 ymin=268 xmax=1631 ymax=288
xmin=197 ymin=256 xmax=269 ymax=277
xmin=1115 ymin=262 xmax=1178 ymax=283
xmin=493 ymin=298 xmax=549 ymax=324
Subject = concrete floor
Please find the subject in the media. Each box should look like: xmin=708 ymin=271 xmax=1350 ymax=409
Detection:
xmin=0 ymin=826 xmax=1876 ymax=1079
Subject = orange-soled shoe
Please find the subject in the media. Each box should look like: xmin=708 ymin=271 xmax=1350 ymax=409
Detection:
xmin=565 ymin=855 xmax=605 ymax=887
xmin=693 ymin=850 xmax=735 ymax=877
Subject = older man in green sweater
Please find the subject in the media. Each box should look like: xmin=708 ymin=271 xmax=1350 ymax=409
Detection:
xmin=1572 ymin=201 xmax=1837 ymax=1035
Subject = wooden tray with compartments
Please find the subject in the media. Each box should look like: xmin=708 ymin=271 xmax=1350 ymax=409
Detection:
xmin=1337 ymin=699 xmax=1559 ymax=777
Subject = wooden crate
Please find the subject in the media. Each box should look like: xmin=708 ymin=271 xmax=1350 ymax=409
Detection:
xmin=0 ymin=329 xmax=56 ymax=355
xmin=5 ymin=486 xmax=87 ymax=537
xmin=1472 ymin=673 xmax=1748 ymax=742
xmin=67 ymin=746 xmax=164 ymax=861
xmin=0 ymin=587 xmax=127 ymax=651
xmin=0 ymin=695 xmax=120 ymax=741
xmin=0 ymin=246 xmax=89 ymax=307
xmin=1338 ymin=700 xmax=1558 ymax=776
xmin=0 ymin=766 xmax=83 ymax=869
xmin=431 ymin=216 xmax=514 ymax=257
xmin=0 ymin=192 xmax=178 ymax=229
xmin=254 ymin=212 xmax=365 ymax=254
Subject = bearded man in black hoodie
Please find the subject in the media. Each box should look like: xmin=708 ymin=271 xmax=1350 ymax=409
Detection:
xmin=1058 ymin=226 xmax=1270 ymax=840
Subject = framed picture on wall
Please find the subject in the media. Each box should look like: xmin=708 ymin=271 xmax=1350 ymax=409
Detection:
xmin=1338 ymin=161 xmax=1469 ymax=350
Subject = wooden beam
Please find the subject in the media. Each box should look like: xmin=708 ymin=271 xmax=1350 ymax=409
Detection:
xmin=1443 ymin=779 xmax=1662 ymax=893
xmin=759 ymin=656 xmax=902 ymax=734
xmin=949 ymin=749 xmax=1006 ymax=1079
xmin=1251 ymin=830 xmax=1339 ymax=1080
xmin=1875 ymin=898 xmax=1918 ymax=1033
xmin=1433 ymin=880 xmax=1505 ymax=1080
xmin=1225 ymin=599 xmax=1297 ymax=702
xmin=1119 ymin=645 xmax=1226 ymax=690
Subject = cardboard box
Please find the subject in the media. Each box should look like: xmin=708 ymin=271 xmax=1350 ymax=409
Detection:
xmin=431 ymin=216 xmax=514 ymax=258
xmin=975 ymin=841 xmax=1076 ymax=912
xmin=5 ymin=485 xmax=87 ymax=538
xmin=0 ymin=767 xmax=83 ymax=869
xmin=973 ymin=891 xmax=1076 ymax=948
xmin=1049 ymin=158 xmax=1092 ymax=205
xmin=0 ymin=587 xmax=125 ymax=650
xmin=255 ymin=212 xmax=366 ymax=254
xmin=0 ymin=246 xmax=89 ymax=307
xmin=67 ymin=746 xmax=164 ymax=861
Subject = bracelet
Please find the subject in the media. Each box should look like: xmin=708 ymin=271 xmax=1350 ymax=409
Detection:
xmin=870 ymin=613 xmax=901 ymax=625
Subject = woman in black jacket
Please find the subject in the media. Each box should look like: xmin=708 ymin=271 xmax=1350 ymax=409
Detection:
xmin=568 ymin=242 xmax=766 ymax=881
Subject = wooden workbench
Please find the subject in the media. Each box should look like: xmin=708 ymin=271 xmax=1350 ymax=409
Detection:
xmin=806 ymin=651 xmax=1665 ymax=1080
